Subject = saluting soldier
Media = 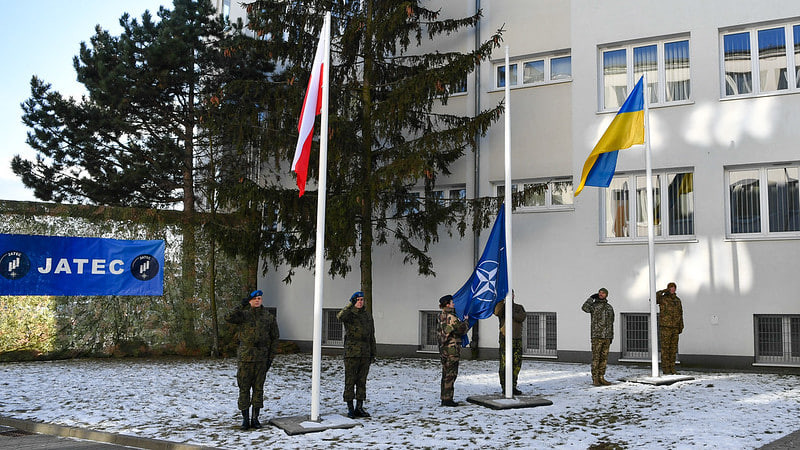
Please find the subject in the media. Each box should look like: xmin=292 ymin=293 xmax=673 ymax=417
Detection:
xmin=338 ymin=291 xmax=377 ymax=418
xmin=657 ymin=282 xmax=684 ymax=375
xmin=225 ymin=289 xmax=280 ymax=430
xmin=582 ymin=288 xmax=614 ymax=386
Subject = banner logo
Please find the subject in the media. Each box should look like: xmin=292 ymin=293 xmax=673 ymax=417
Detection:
xmin=0 ymin=251 xmax=31 ymax=280
xmin=131 ymin=254 xmax=159 ymax=281
xmin=471 ymin=259 xmax=499 ymax=302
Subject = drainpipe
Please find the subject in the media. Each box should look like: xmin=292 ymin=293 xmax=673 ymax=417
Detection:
xmin=470 ymin=0 xmax=482 ymax=359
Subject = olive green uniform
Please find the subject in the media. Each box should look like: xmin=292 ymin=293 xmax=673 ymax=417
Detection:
xmin=657 ymin=289 xmax=684 ymax=374
xmin=337 ymin=303 xmax=376 ymax=402
xmin=494 ymin=299 xmax=526 ymax=392
xmin=226 ymin=305 xmax=279 ymax=411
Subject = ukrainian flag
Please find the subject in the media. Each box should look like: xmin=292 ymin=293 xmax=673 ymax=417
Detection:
xmin=575 ymin=77 xmax=645 ymax=196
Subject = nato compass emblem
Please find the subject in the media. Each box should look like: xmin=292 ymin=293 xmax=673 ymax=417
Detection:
xmin=131 ymin=254 xmax=159 ymax=281
xmin=0 ymin=250 xmax=31 ymax=280
xmin=471 ymin=259 xmax=499 ymax=302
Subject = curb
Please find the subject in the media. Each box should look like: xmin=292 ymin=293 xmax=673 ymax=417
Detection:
xmin=0 ymin=415 xmax=220 ymax=450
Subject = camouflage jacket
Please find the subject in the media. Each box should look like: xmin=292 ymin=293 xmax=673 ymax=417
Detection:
xmin=582 ymin=295 xmax=614 ymax=340
xmin=494 ymin=300 xmax=527 ymax=339
xmin=337 ymin=304 xmax=376 ymax=358
xmin=226 ymin=305 xmax=280 ymax=362
xmin=656 ymin=290 xmax=684 ymax=332
xmin=438 ymin=306 xmax=468 ymax=357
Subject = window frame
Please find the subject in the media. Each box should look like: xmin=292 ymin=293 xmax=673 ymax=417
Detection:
xmin=621 ymin=312 xmax=651 ymax=360
xmin=598 ymin=36 xmax=691 ymax=111
xmin=523 ymin=311 xmax=558 ymax=357
xmin=418 ymin=310 xmax=440 ymax=352
xmin=720 ymin=22 xmax=800 ymax=98
xmin=725 ymin=164 xmax=800 ymax=239
xmin=495 ymin=52 xmax=572 ymax=89
xmin=601 ymin=170 xmax=696 ymax=242
xmin=322 ymin=308 xmax=344 ymax=347
xmin=495 ymin=178 xmax=575 ymax=212
xmin=754 ymin=314 xmax=800 ymax=366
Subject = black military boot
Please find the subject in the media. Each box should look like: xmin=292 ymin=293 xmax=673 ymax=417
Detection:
xmin=250 ymin=407 xmax=262 ymax=429
xmin=240 ymin=409 xmax=250 ymax=430
xmin=346 ymin=400 xmax=356 ymax=419
xmin=441 ymin=399 xmax=459 ymax=407
xmin=355 ymin=400 xmax=370 ymax=418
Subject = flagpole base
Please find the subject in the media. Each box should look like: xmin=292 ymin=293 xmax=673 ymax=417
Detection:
xmin=466 ymin=394 xmax=553 ymax=410
xmin=269 ymin=414 xmax=360 ymax=435
xmin=623 ymin=374 xmax=694 ymax=386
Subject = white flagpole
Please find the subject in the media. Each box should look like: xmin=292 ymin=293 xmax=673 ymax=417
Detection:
xmin=310 ymin=11 xmax=331 ymax=421
xmin=642 ymin=73 xmax=659 ymax=378
xmin=503 ymin=46 xmax=514 ymax=399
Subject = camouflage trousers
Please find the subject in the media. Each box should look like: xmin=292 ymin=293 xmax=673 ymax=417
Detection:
xmin=343 ymin=357 xmax=371 ymax=402
xmin=440 ymin=354 xmax=460 ymax=401
xmin=498 ymin=337 xmax=523 ymax=391
xmin=590 ymin=338 xmax=611 ymax=381
xmin=236 ymin=359 xmax=270 ymax=410
xmin=660 ymin=327 xmax=680 ymax=374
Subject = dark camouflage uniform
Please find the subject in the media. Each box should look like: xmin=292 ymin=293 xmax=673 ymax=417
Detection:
xmin=657 ymin=289 xmax=684 ymax=374
xmin=494 ymin=299 xmax=526 ymax=392
xmin=582 ymin=294 xmax=614 ymax=384
xmin=226 ymin=305 xmax=280 ymax=410
xmin=337 ymin=303 xmax=376 ymax=402
xmin=438 ymin=306 xmax=468 ymax=401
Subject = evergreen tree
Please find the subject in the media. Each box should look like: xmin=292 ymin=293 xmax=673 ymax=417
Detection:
xmin=227 ymin=1 xmax=505 ymax=311
xmin=13 ymin=0 xmax=257 ymax=350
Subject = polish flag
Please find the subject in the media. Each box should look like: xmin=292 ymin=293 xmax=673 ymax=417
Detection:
xmin=292 ymin=31 xmax=326 ymax=197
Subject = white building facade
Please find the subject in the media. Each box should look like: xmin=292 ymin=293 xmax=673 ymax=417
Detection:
xmin=255 ymin=1 xmax=800 ymax=370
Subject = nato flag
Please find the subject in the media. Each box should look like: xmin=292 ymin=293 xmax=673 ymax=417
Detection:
xmin=452 ymin=207 xmax=509 ymax=345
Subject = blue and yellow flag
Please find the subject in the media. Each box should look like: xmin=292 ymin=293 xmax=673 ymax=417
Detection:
xmin=575 ymin=77 xmax=645 ymax=196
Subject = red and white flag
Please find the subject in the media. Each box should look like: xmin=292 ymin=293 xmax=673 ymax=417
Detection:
xmin=292 ymin=30 xmax=327 ymax=197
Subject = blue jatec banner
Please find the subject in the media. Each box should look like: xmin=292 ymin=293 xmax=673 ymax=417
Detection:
xmin=0 ymin=234 xmax=164 ymax=296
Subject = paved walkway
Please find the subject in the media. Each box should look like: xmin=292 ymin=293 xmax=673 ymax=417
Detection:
xmin=1 ymin=415 xmax=798 ymax=449
xmin=0 ymin=417 xmax=219 ymax=450
xmin=759 ymin=429 xmax=800 ymax=449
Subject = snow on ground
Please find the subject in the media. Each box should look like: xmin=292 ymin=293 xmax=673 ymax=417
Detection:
xmin=0 ymin=354 xmax=798 ymax=449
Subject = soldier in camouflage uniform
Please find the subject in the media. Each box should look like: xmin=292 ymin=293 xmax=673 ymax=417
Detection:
xmin=438 ymin=295 xmax=469 ymax=407
xmin=657 ymin=282 xmax=684 ymax=375
xmin=225 ymin=289 xmax=280 ymax=430
xmin=582 ymin=288 xmax=614 ymax=386
xmin=494 ymin=291 xmax=526 ymax=395
xmin=337 ymin=291 xmax=376 ymax=418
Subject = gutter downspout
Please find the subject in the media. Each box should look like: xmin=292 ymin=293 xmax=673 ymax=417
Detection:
xmin=470 ymin=0 xmax=482 ymax=359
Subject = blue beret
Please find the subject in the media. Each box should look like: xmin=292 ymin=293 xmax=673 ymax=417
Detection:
xmin=350 ymin=291 xmax=364 ymax=300
xmin=249 ymin=290 xmax=263 ymax=299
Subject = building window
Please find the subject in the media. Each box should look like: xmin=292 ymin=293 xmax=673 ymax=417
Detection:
xmin=602 ymin=171 xmax=694 ymax=241
xmin=726 ymin=165 xmax=800 ymax=237
xmin=523 ymin=312 xmax=557 ymax=357
xmin=721 ymin=22 xmax=800 ymax=97
xmin=322 ymin=309 xmax=344 ymax=347
xmin=621 ymin=313 xmax=650 ymax=360
xmin=496 ymin=178 xmax=574 ymax=211
xmin=496 ymin=53 xmax=571 ymax=88
xmin=600 ymin=37 xmax=690 ymax=110
xmin=419 ymin=311 xmax=439 ymax=352
xmin=754 ymin=315 xmax=800 ymax=365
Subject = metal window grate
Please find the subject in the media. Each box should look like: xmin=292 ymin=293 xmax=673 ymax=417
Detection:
xmin=523 ymin=312 xmax=557 ymax=357
xmin=419 ymin=311 xmax=439 ymax=351
xmin=755 ymin=315 xmax=800 ymax=365
xmin=322 ymin=309 xmax=343 ymax=347
xmin=622 ymin=313 xmax=650 ymax=360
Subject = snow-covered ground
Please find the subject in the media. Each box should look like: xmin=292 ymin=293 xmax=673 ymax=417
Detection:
xmin=0 ymin=354 xmax=798 ymax=449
